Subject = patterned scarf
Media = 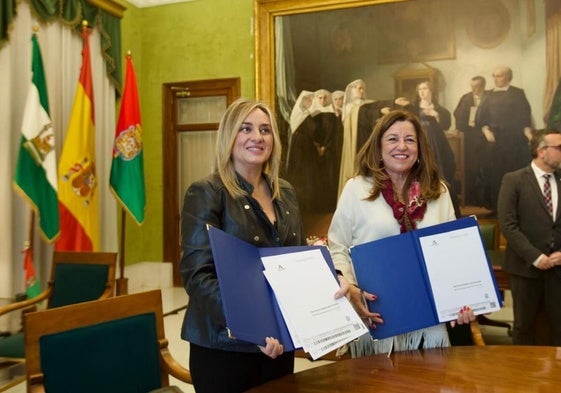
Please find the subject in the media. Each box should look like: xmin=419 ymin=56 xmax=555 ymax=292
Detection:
xmin=381 ymin=177 xmax=427 ymax=233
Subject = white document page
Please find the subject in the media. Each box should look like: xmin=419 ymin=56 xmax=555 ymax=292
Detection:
xmin=419 ymin=225 xmax=501 ymax=322
xmin=261 ymin=249 xmax=367 ymax=359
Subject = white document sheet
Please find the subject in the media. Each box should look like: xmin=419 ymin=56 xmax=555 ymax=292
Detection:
xmin=419 ymin=225 xmax=501 ymax=321
xmin=261 ymin=249 xmax=367 ymax=359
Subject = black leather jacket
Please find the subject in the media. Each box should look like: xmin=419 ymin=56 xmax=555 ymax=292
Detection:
xmin=179 ymin=172 xmax=305 ymax=352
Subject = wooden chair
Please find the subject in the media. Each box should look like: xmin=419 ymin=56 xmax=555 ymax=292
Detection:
xmin=0 ymin=251 xmax=117 ymax=359
xmin=24 ymin=290 xmax=192 ymax=393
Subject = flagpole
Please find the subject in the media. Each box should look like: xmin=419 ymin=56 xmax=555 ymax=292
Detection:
xmin=28 ymin=211 xmax=35 ymax=258
xmin=24 ymin=210 xmax=36 ymax=299
xmin=116 ymin=208 xmax=128 ymax=295
xmin=22 ymin=210 xmax=42 ymax=300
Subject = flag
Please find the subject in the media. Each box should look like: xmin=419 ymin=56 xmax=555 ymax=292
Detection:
xmin=109 ymin=54 xmax=146 ymax=224
xmin=13 ymin=34 xmax=59 ymax=242
xmin=56 ymin=25 xmax=99 ymax=251
xmin=23 ymin=242 xmax=41 ymax=299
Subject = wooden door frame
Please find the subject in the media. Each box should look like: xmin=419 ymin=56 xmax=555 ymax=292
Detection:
xmin=162 ymin=78 xmax=241 ymax=286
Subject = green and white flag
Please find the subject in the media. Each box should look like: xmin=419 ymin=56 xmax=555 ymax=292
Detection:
xmin=14 ymin=34 xmax=59 ymax=242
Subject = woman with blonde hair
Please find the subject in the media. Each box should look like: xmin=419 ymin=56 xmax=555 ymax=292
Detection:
xmin=180 ymin=98 xmax=347 ymax=392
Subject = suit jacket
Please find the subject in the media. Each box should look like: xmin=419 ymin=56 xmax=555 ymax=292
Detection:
xmin=453 ymin=91 xmax=488 ymax=133
xmin=475 ymin=86 xmax=531 ymax=152
xmin=498 ymin=165 xmax=561 ymax=278
xmin=475 ymin=86 xmax=532 ymax=162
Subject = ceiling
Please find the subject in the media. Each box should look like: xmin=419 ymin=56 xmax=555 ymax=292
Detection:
xmin=126 ymin=0 xmax=195 ymax=8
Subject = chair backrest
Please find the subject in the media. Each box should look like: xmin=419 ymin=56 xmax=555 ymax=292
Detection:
xmin=47 ymin=251 xmax=117 ymax=308
xmin=24 ymin=290 xmax=175 ymax=393
xmin=477 ymin=219 xmax=500 ymax=251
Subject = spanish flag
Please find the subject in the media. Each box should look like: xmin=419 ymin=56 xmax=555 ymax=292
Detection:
xmin=56 ymin=23 xmax=99 ymax=251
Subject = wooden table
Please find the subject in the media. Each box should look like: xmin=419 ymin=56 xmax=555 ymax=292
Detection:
xmin=247 ymin=346 xmax=561 ymax=392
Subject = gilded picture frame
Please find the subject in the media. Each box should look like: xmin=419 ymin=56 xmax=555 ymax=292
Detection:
xmin=254 ymin=0 xmax=407 ymax=106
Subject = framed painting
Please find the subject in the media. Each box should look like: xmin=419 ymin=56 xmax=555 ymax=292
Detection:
xmin=255 ymin=0 xmax=548 ymax=234
xmin=374 ymin=0 xmax=455 ymax=64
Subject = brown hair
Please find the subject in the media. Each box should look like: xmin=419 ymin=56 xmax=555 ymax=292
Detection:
xmin=530 ymin=128 xmax=561 ymax=158
xmin=355 ymin=109 xmax=443 ymax=202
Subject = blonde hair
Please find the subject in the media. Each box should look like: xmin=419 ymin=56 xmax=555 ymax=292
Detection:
xmin=355 ymin=109 xmax=443 ymax=202
xmin=214 ymin=98 xmax=282 ymax=199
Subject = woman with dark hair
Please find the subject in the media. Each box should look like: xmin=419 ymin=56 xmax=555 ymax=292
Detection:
xmin=329 ymin=109 xmax=474 ymax=356
xmin=407 ymin=80 xmax=460 ymax=217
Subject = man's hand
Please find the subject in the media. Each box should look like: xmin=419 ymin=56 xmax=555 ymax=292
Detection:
xmin=482 ymin=126 xmax=496 ymax=143
xmin=523 ymin=127 xmax=532 ymax=141
xmin=537 ymin=255 xmax=556 ymax=270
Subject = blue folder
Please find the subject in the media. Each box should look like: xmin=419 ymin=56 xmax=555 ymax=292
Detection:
xmin=208 ymin=225 xmax=336 ymax=351
xmin=350 ymin=216 xmax=502 ymax=340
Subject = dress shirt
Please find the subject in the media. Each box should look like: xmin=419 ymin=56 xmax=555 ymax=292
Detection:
xmin=532 ymin=162 xmax=558 ymax=219
xmin=531 ymin=162 xmax=558 ymax=266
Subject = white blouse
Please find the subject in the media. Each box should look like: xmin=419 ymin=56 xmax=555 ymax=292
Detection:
xmin=328 ymin=175 xmax=456 ymax=355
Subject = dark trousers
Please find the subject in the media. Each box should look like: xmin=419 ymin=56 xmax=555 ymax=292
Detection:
xmin=189 ymin=343 xmax=294 ymax=393
xmin=510 ymin=272 xmax=561 ymax=346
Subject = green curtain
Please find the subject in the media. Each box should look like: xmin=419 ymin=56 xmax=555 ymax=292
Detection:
xmin=2 ymin=0 xmax=122 ymax=93
xmin=1 ymin=0 xmax=17 ymax=42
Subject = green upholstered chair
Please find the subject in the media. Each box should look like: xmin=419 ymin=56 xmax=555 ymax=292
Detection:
xmin=0 ymin=251 xmax=117 ymax=359
xmin=477 ymin=219 xmax=512 ymax=335
xmin=24 ymin=290 xmax=192 ymax=393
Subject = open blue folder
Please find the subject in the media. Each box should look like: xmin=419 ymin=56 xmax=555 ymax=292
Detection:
xmin=208 ymin=226 xmax=336 ymax=351
xmin=350 ymin=216 xmax=502 ymax=340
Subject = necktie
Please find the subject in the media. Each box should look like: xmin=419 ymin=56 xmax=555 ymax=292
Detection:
xmin=543 ymin=174 xmax=553 ymax=216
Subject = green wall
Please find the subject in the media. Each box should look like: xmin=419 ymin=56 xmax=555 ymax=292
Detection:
xmin=120 ymin=0 xmax=254 ymax=265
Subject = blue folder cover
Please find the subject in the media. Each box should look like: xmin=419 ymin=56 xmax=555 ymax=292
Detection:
xmin=350 ymin=216 xmax=501 ymax=340
xmin=208 ymin=226 xmax=336 ymax=351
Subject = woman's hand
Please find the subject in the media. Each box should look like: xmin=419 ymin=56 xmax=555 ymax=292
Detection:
xmin=394 ymin=97 xmax=409 ymax=106
xmin=334 ymin=274 xmax=350 ymax=299
xmin=348 ymin=285 xmax=384 ymax=329
xmin=450 ymin=306 xmax=475 ymax=327
xmin=422 ymin=107 xmax=440 ymax=121
xmin=258 ymin=337 xmax=284 ymax=359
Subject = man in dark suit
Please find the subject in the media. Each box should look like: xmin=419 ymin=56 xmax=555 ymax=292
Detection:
xmin=476 ymin=66 xmax=533 ymax=214
xmin=454 ymin=75 xmax=488 ymax=206
xmin=498 ymin=128 xmax=561 ymax=345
